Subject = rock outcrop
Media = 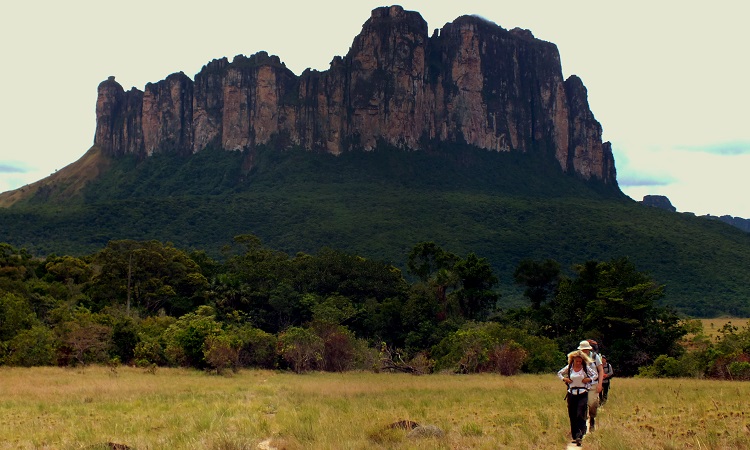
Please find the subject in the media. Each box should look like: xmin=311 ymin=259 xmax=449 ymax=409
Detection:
xmin=712 ymin=215 xmax=750 ymax=233
xmin=94 ymin=5 xmax=616 ymax=183
xmin=641 ymin=195 xmax=677 ymax=212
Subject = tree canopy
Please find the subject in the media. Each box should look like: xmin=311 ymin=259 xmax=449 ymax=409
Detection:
xmin=0 ymin=238 xmax=737 ymax=379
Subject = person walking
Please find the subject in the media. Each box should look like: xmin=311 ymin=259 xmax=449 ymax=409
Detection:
xmin=578 ymin=339 xmax=603 ymax=431
xmin=558 ymin=350 xmax=597 ymax=446
xmin=599 ymin=354 xmax=614 ymax=405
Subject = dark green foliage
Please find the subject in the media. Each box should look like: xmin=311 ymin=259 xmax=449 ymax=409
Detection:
xmin=506 ymin=257 xmax=687 ymax=376
xmin=637 ymin=354 xmax=685 ymax=378
xmin=2 ymin=325 xmax=56 ymax=366
xmin=0 ymin=237 xmax=739 ymax=378
xmin=133 ymin=315 xmax=176 ymax=366
xmin=0 ymin=132 xmax=748 ymax=375
xmin=407 ymin=242 xmax=459 ymax=283
xmin=109 ymin=314 xmax=140 ymax=364
xmin=513 ymin=259 xmax=561 ymax=309
xmin=0 ymin=292 xmax=38 ymax=341
xmin=87 ymin=240 xmax=208 ymax=316
xmin=1 ymin=144 xmax=749 ymax=316
xmin=232 ymin=324 xmax=278 ymax=369
xmin=162 ymin=305 xmax=222 ymax=368
xmin=453 ymin=252 xmax=499 ymax=320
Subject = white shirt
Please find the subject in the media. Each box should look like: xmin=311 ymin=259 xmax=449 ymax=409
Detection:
xmin=589 ymin=352 xmax=602 ymax=385
xmin=557 ymin=364 xmax=597 ymax=393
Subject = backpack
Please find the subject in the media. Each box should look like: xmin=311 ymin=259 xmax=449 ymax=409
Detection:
xmin=566 ymin=362 xmax=596 ymax=384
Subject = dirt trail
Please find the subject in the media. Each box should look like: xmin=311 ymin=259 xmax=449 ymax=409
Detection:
xmin=564 ymin=419 xmax=597 ymax=449
xmin=258 ymin=439 xmax=276 ymax=450
xmin=566 ymin=440 xmax=583 ymax=449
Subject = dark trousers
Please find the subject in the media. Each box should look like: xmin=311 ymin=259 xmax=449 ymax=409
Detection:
xmin=566 ymin=391 xmax=588 ymax=440
xmin=599 ymin=381 xmax=610 ymax=404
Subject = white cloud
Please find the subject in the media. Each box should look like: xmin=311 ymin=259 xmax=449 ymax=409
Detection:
xmin=0 ymin=163 xmax=28 ymax=174
xmin=677 ymin=142 xmax=750 ymax=156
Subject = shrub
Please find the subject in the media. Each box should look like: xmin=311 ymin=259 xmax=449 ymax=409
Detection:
xmin=3 ymin=325 xmax=56 ymax=366
xmin=234 ymin=326 xmax=278 ymax=369
xmin=485 ymin=340 xmax=527 ymax=375
xmin=133 ymin=339 xmax=167 ymax=366
xmin=204 ymin=334 xmax=239 ymax=374
xmin=708 ymin=352 xmax=750 ymax=380
xmin=638 ymin=354 xmax=684 ymax=378
xmin=488 ymin=328 xmax=561 ymax=373
xmin=55 ymin=309 xmax=113 ymax=367
xmin=432 ymin=323 xmax=536 ymax=374
xmin=278 ymin=326 xmax=324 ymax=373
xmin=162 ymin=305 xmax=222 ymax=368
xmin=0 ymin=293 xmax=37 ymax=342
xmin=728 ymin=361 xmax=750 ymax=380
xmin=321 ymin=327 xmax=356 ymax=372
xmin=675 ymin=351 xmax=710 ymax=378
xmin=311 ymin=321 xmax=362 ymax=372
xmin=407 ymin=351 xmax=434 ymax=374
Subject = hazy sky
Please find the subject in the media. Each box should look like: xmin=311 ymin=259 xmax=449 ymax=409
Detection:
xmin=2 ymin=1 xmax=749 ymax=217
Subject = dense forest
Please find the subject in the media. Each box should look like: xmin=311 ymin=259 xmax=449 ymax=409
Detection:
xmin=2 ymin=238 xmax=748 ymax=379
xmin=2 ymin=145 xmax=750 ymax=318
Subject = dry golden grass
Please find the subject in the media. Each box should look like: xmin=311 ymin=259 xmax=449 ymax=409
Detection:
xmin=697 ymin=318 xmax=750 ymax=341
xmin=0 ymin=145 xmax=110 ymax=207
xmin=0 ymin=366 xmax=748 ymax=449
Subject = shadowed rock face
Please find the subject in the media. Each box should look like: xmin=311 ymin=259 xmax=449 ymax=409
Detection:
xmin=94 ymin=5 xmax=616 ymax=183
xmin=641 ymin=195 xmax=677 ymax=212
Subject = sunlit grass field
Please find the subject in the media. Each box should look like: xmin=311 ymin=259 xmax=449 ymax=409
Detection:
xmin=1 ymin=366 xmax=748 ymax=449
xmin=698 ymin=318 xmax=750 ymax=341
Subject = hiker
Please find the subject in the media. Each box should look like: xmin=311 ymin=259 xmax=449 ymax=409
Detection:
xmin=577 ymin=339 xmax=604 ymax=431
xmin=599 ymin=354 xmax=614 ymax=405
xmin=558 ymin=350 xmax=597 ymax=446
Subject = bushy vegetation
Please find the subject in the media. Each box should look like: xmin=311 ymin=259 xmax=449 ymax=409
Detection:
xmin=1 ymin=236 xmax=744 ymax=380
xmin=638 ymin=320 xmax=750 ymax=380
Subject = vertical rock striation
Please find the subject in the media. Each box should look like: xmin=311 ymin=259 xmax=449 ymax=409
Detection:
xmin=94 ymin=5 xmax=616 ymax=183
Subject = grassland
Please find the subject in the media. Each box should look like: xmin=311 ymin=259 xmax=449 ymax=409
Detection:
xmin=698 ymin=318 xmax=750 ymax=341
xmin=1 ymin=367 xmax=748 ymax=449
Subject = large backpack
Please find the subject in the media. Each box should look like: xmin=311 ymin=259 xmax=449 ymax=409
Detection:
xmin=567 ymin=362 xmax=596 ymax=384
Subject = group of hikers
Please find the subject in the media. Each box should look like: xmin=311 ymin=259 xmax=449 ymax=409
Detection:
xmin=557 ymin=339 xmax=615 ymax=446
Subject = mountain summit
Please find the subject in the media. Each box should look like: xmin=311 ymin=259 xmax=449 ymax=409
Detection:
xmin=94 ymin=5 xmax=615 ymax=184
xmin=2 ymin=6 xmax=750 ymax=317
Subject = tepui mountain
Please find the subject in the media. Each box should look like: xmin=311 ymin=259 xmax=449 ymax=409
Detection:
xmin=2 ymin=6 xmax=749 ymax=318
xmin=1 ymin=4 xmax=614 ymax=208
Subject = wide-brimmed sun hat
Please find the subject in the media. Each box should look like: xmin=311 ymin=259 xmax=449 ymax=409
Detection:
xmin=567 ymin=350 xmax=593 ymax=365
xmin=577 ymin=340 xmax=593 ymax=350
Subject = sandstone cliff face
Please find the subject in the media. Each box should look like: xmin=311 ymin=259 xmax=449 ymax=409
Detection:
xmin=143 ymin=72 xmax=193 ymax=156
xmin=94 ymin=5 xmax=616 ymax=183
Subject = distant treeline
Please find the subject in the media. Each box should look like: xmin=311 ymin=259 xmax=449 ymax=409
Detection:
xmin=1 ymin=238 xmax=748 ymax=379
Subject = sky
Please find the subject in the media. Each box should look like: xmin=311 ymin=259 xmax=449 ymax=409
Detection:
xmin=1 ymin=1 xmax=749 ymax=218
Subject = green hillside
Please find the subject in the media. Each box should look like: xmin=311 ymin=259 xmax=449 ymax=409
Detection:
xmin=1 ymin=143 xmax=748 ymax=316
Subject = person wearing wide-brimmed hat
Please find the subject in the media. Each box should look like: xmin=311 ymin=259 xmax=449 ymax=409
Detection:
xmin=558 ymin=350 xmax=597 ymax=446
xmin=578 ymin=339 xmax=604 ymax=431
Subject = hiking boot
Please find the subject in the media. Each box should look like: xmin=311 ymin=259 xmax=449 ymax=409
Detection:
xmin=589 ymin=418 xmax=596 ymax=432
